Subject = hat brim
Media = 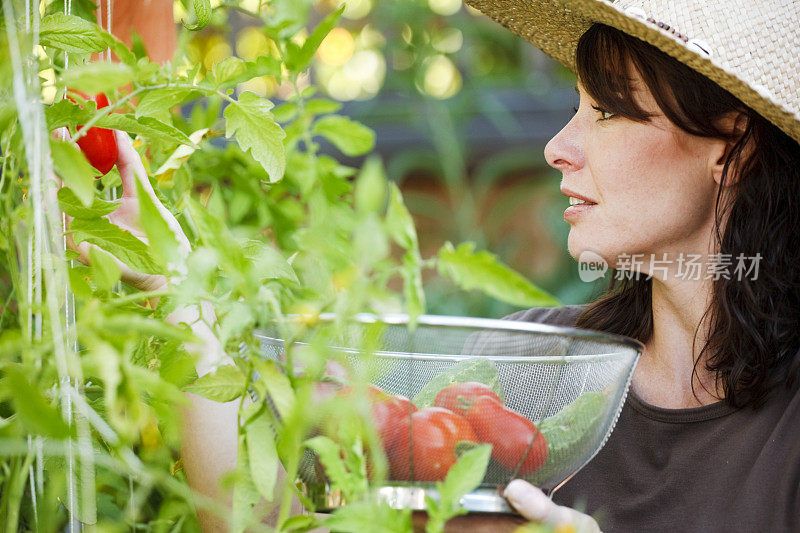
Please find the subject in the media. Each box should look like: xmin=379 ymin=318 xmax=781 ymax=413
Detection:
xmin=464 ymin=0 xmax=800 ymax=146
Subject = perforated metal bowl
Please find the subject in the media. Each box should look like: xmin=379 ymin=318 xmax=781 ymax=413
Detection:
xmin=254 ymin=312 xmax=642 ymax=513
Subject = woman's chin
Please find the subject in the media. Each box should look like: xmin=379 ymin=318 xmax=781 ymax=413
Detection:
xmin=568 ymin=235 xmax=603 ymax=261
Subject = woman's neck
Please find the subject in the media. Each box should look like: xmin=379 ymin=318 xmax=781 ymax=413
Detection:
xmin=632 ymin=274 xmax=725 ymax=409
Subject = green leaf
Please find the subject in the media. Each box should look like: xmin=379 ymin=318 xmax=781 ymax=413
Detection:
xmin=57 ymin=187 xmax=120 ymax=219
xmin=97 ymin=29 xmax=137 ymax=65
xmin=322 ymin=501 xmax=412 ymax=533
xmin=386 ymin=182 xmax=418 ymax=250
xmin=136 ymin=179 xmax=180 ymax=271
xmin=280 ymin=515 xmax=318 ymax=532
xmin=89 ymin=246 xmax=121 ymax=291
xmin=232 ymin=431 xmax=261 ymax=533
xmin=242 ymin=403 xmax=279 ymax=501
xmin=68 ymin=217 xmax=162 ymax=275
xmin=220 ymin=56 xmax=283 ymax=90
xmin=287 ymin=6 xmax=344 ymax=72
xmin=402 ymin=251 xmax=426 ymax=321
xmin=218 ymin=302 xmax=254 ymax=348
xmin=183 ymin=364 xmax=246 ymax=402
xmin=252 ymin=359 xmax=295 ymax=420
xmin=61 ymin=62 xmax=135 ymax=95
xmin=135 ymin=87 xmax=201 ymax=121
xmin=97 ymin=114 xmax=197 ymax=148
xmin=354 ymin=155 xmax=387 ymax=213
xmin=439 ymin=444 xmax=492 ymax=506
xmin=212 ymin=57 xmax=247 ymax=89
xmin=153 ymin=128 xmax=209 ymax=177
xmin=101 ymin=314 xmax=195 ymax=341
xmin=224 ymin=92 xmax=286 ymax=182
xmin=244 ymin=241 xmax=299 ymax=284
xmin=39 ymin=13 xmax=106 ymax=53
xmin=266 ymin=0 xmax=313 ymax=40
xmin=185 ymin=197 xmax=233 ymax=251
xmin=426 ymin=444 xmax=492 ymax=533
xmin=67 ymin=264 xmax=94 ymax=300
xmin=183 ymin=0 xmax=212 ymax=31
xmin=534 ymin=391 xmax=607 ymax=484
xmin=305 ymin=98 xmax=342 ymax=116
xmin=49 ymin=139 xmax=96 ymax=206
xmin=305 ymin=435 xmax=365 ymax=500
xmin=46 ymin=99 xmax=93 ymax=131
xmin=437 ymin=242 xmax=561 ymax=308
xmin=312 ymin=115 xmax=375 ymax=157
xmin=3 ymin=366 xmax=71 ymax=438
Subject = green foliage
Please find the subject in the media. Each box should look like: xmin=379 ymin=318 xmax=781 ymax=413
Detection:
xmin=39 ymin=13 xmax=107 ymax=53
xmin=312 ymin=114 xmax=376 ymax=157
xmin=183 ymin=365 xmax=247 ymax=402
xmin=49 ymin=139 xmax=96 ymax=206
xmin=69 ymin=217 xmax=162 ymax=274
xmin=424 ymin=444 xmax=492 ymax=533
xmin=438 ymin=242 xmax=561 ymax=308
xmin=0 ymin=2 xmax=562 ymax=531
xmin=223 ymin=91 xmax=286 ymax=181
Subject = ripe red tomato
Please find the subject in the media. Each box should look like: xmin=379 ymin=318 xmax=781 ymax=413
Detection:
xmin=367 ymin=386 xmax=417 ymax=452
xmin=465 ymin=396 xmax=547 ymax=475
xmin=70 ymin=91 xmax=118 ymax=176
xmin=338 ymin=385 xmax=417 ymax=452
xmin=390 ymin=406 xmax=477 ymax=482
xmin=433 ymin=381 xmax=502 ymax=416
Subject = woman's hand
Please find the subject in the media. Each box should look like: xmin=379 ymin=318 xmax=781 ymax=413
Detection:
xmin=65 ymin=129 xmax=191 ymax=293
xmin=504 ymin=480 xmax=602 ymax=532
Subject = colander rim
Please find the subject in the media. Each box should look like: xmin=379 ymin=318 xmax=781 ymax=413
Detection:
xmin=257 ymin=311 xmax=645 ymax=355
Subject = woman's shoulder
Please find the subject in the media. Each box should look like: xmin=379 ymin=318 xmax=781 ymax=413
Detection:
xmin=500 ymin=303 xmax=589 ymax=328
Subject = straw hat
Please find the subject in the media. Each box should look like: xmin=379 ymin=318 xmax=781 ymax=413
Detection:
xmin=463 ymin=0 xmax=800 ymax=146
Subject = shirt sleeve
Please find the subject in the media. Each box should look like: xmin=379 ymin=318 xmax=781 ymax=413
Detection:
xmin=501 ymin=304 xmax=587 ymax=326
xmin=461 ymin=305 xmax=588 ymax=357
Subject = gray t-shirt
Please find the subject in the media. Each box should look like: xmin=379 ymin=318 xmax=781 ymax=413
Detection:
xmin=504 ymin=304 xmax=800 ymax=532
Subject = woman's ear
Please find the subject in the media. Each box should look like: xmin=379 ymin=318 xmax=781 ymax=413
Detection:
xmin=711 ymin=111 xmax=752 ymax=186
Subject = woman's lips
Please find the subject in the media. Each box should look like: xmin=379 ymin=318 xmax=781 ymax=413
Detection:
xmin=564 ymin=202 xmax=597 ymax=222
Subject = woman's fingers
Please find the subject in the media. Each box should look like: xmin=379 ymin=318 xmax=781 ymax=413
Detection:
xmin=504 ymin=480 xmax=602 ymax=532
xmin=504 ymin=480 xmax=553 ymax=522
xmin=114 ymin=129 xmax=152 ymax=199
xmin=112 ymin=130 xmax=191 ymax=255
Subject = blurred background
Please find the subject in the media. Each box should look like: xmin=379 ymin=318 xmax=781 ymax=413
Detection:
xmin=182 ymin=0 xmax=603 ymax=318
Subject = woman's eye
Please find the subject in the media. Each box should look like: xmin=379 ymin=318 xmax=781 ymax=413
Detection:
xmin=591 ymin=105 xmax=614 ymax=121
xmin=571 ymin=106 xmax=579 ymax=115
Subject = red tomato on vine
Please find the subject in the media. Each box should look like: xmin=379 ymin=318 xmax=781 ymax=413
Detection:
xmin=69 ymin=91 xmax=118 ymax=176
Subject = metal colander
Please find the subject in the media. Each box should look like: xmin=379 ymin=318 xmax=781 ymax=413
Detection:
xmin=254 ymin=312 xmax=642 ymax=513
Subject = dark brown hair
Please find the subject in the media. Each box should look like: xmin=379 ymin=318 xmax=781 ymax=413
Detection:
xmin=572 ymin=23 xmax=800 ymax=409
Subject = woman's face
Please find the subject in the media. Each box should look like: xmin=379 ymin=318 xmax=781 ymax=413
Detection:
xmin=544 ymin=70 xmax=724 ymax=276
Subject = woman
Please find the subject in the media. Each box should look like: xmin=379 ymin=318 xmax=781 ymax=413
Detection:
xmin=461 ymin=0 xmax=800 ymax=530
xmin=70 ymin=1 xmax=800 ymax=532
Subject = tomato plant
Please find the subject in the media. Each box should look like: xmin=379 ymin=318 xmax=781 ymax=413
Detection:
xmin=434 ymin=381 xmax=502 ymax=415
xmin=0 ymin=1 xmax=559 ymax=531
xmin=390 ymin=407 xmax=477 ymax=482
xmin=466 ymin=396 xmax=548 ymax=475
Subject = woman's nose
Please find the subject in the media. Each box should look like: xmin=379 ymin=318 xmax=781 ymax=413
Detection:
xmin=544 ymin=119 xmax=584 ymax=172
